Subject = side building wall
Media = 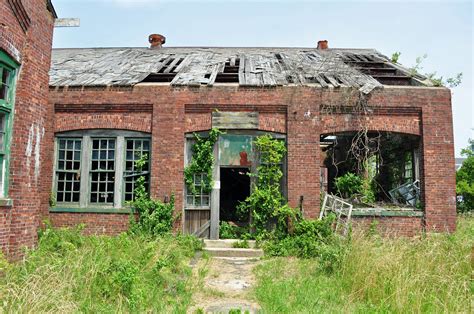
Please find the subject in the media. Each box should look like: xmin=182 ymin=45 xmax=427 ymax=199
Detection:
xmin=47 ymin=85 xmax=455 ymax=236
xmin=0 ymin=0 xmax=55 ymax=258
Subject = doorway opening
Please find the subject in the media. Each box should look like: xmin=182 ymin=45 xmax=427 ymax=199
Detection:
xmin=219 ymin=167 xmax=250 ymax=225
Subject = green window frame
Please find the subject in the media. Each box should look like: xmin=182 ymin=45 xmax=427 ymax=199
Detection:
xmin=124 ymin=138 xmax=150 ymax=202
xmin=55 ymin=138 xmax=82 ymax=203
xmin=0 ymin=50 xmax=19 ymax=198
xmin=52 ymin=131 xmax=151 ymax=212
xmin=90 ymin=138 xmax=116 ymax=204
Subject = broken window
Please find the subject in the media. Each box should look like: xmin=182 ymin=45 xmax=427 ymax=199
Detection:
xmin=341 ymin=54 xmax=415 ymax=86
xmin=124 ymin=139 xmax=150 ymax=202
xmin=321 ymin=132 xmax=421 ymax=207
xmin=142 ymin=57 xmax=183 ymax=83
xmin=215 ymin=58 xmax=240 ymax=83
xmin=186 ymin=173 xmax=210 ymax=208
xmin=53 ymin=131 xmax=151 ymax=210
xmin=0 ymin=51 xmax=18 ymax=198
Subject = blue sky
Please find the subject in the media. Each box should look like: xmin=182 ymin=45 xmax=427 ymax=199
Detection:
xmin=52 ymin=0 xmax=473 ymax=157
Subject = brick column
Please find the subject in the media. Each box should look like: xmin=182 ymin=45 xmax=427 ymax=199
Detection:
xmin=421 ymin=89 xmax=456 ymax=232
xmin=152 ymin=93 xmax=186 ymax=228
xmin=286 ymin=101 xmax=320 ymax=219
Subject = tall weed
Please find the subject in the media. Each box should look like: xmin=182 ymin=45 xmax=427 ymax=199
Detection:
xmin=0 ymin=224 xmax=202 ymax=312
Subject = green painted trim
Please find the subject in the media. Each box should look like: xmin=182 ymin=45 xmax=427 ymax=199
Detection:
xmin=351 ymin=209 xmax=423 ymax=217
xmin=0 ymin=53 xmax=17 ymax=198
xmin=0 ymin=51 xmax=20 ymax=69
xmin=49 ymin=207 xmax=132 ymax=214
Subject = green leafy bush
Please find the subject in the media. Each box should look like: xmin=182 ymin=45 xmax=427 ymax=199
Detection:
xmin=456 ymin=140 xmax=474 ymax=213
xmin=237 ymin=135 xmax=290 ymax=237
xmin=219 ymin=221 xmax=250 ymax=239
xmin=334 ymin=172 xmax=363 ymax=199
xmin=263 ymin=215 xmax=342 ymax=272
xmin=128 ymin=154 xmax=175 ymax=237
xmin=232 ymin=239 xmax=250 ymax=249
xmin=219 ymin=221 xmax=238 ymax=239
xmin=184 ymin=128 xmax=221 ymax=195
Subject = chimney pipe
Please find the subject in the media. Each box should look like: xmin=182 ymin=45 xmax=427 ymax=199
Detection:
xmin=149 ymin=34 xmax=166 ymax=49
xmin=317 ymin=40 xmax=328 ymax=50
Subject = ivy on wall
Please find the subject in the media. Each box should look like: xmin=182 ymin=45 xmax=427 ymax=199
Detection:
xmin=237 ymin=134 xmax=297 ymax=237
xmin=184 ymin=128 xmax=222 ymax=195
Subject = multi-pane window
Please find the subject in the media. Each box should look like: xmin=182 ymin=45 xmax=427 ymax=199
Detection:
xmin=124 ymin=139 xmax=150 ymax=202
xmin=90 ymin=139 xmax=115 ymax=204
xmin=0 ymin=51 xmax=18 ymax=198
xmin=53 ymin=131 xmax=151 ymax=210
xmin=186 ymin=173 xmax=210 ymax=208
xmin=0 ymin=67 xmax=12 ymax=102
xmin=56 ymin=139 xmax=82 ymax=203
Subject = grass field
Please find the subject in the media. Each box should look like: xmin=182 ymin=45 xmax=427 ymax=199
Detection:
xmin=0 ymin=217 xmax=471 ymax=313
xmin=254 ymin=215 xmax=473 ymax=313
xmin=0 ymin=225 xmax=203 ymax=313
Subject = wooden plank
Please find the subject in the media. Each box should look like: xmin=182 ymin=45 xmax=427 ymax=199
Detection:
xmin=325 ymin=75 xmax=340 ymax=87
xmin=54 ymin=18 xmax=80 ymax=27
xmin=212 ymin=112 xmax=259 ymax=129
xmin=79 ymin=136 xmax=91 ymax=208
xmin=238 ymin=55 xmax=246 ymax=86
xmin=163 ymin=57 xmax=181 ymax=73
xmin=210 ymin=142 xmax=220 ymax=239
xmin=114 ymin=136 xmax=125 ymax=209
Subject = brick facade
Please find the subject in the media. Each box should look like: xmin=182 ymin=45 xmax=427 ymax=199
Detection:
xmin=0 ymin=0 xmax=55 ymax=258
xmin=47 ymin=85 xmax=456 ymax=235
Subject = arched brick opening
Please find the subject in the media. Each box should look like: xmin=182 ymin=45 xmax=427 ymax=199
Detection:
xmin=55 ymin=113 xmax=152 ymax=133
xmin=320 ymin=130 xmax=422 ymax=207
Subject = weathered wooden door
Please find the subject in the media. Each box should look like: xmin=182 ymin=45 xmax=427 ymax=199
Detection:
xmin=183 ymin=136 xmax=216 ymax=238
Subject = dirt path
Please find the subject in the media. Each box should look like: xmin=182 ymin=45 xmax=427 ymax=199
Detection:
xmin=189 ymin=256 xmax=261 ymax=313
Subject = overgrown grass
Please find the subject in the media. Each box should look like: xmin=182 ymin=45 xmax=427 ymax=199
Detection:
xmin=255 ymin=215 xmax=473 ymax=313
xmin=0 ymin=224 xmax=203 ymax=313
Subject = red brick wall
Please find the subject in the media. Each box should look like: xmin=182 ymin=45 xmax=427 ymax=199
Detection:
xmin=350 ymin=216 xmax=423 ymax=237
xmin=0 ymin=0 xmax=55 ymax=258
xmin=49 ymin=213 xmax=130 ymax=235
xmin=47 ymin=85 xmax=456 ymax=236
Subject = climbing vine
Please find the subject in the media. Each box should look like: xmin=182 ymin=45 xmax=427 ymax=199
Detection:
xmin=128 ymin=154 xmax=175 ymax=237
xmin=238 ymin=134 xmax=298 ymax=237
xmin=184 ymin=128 xmax=222 ymax=195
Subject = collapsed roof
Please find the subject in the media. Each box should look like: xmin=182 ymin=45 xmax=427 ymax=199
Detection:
xmin=49 ymin=47 xmax=430 ymax=93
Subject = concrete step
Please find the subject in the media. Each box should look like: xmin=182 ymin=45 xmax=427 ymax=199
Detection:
xmin=204 ymin=247 xmax=264 ymax=258
xmin=204 ymin=239 xmax=257 ymax=249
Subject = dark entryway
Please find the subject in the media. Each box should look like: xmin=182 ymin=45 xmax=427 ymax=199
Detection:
xmin=220 ymin=167 xmax=250 ymax=223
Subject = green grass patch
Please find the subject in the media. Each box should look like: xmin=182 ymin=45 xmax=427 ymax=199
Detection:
xmin=255 ymin=215 xmax=473 ymax=313
xmin=0 ymin=224 xmax=203 ymax=312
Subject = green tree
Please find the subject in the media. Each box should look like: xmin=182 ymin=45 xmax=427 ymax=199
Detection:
xmin=456 ymin=139 xmax=474 ymax=213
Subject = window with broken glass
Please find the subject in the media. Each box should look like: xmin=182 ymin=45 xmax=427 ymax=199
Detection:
xmin=0 ymin=51 xmax=18 ymax=198
xmin=186 ymin=173 xmax=210 ymax=208
xmin=52 ymin=131 xmax=150 ymax=211
xmin=124 ymin=139 xmax=150 ymax=202
xmin=185 ymin=137 xmax=211 ymax=209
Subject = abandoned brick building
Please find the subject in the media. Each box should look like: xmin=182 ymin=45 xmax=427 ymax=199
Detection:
xmin=45 ymin=37 xmax=456 ymax=239
xmin=0 ymin=0 xmax=56 ymax=257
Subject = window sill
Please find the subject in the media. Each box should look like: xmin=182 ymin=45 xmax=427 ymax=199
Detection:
xmin=351 ymin=208 xmax=423 ymax=218
xmin=49 ymin=207 xmax=132 ymax=214
xmin=0 ymin=198 xmax=13 ymax=207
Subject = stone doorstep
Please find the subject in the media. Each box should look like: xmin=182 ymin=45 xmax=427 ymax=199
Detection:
xmin=203 ymin=239 xmax=257 ymax=249
xmin=203 ymin=247 xmax=264 ymax=258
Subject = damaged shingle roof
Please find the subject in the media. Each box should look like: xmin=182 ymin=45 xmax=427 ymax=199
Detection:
xmin=49 ymin=47 xmax=426 ymax=93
